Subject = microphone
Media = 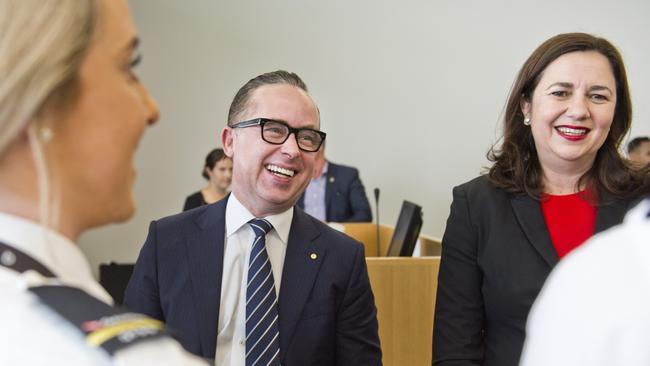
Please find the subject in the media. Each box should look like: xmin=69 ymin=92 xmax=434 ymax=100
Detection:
xmin=374 ymin=188 xmax=380 ymax=256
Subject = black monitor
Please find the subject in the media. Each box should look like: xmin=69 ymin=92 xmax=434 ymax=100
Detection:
xmin=386 ymin=200 xmax=423 ymax=257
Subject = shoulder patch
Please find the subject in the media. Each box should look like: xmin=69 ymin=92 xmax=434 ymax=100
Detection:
xmin=30 ymin=285 xmax=168 ymax=356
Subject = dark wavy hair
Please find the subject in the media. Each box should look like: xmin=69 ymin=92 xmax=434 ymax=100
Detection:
xmin=488 ymin=32 xmax=649 ymax=201
xmin=202 ymin=148 xmax=227 ymax=180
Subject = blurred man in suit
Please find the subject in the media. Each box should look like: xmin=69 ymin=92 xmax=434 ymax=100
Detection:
xmin=124 ymin=70 xmax=381 ymax=365
xmin=627 ymin=136 xmax=650 ymax=166
xmin=298 ymin=144 xmax=372 ymax=222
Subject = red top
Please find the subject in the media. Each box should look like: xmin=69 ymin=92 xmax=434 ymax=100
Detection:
xmin=540 ymin=191 xmax=597 ymax=259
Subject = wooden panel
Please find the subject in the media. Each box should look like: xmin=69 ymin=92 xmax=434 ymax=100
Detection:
xmin=339 ymin=223 xmax=394 ymax=257
xmin=419 ymin=234 xmax=442 ymax=256
xmin=366 ymin=257 xmax=440 ymax=366
xmin=340 ymin=222 xmax=442 ymax=257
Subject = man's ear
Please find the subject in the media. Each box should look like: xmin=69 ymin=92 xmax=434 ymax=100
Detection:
xmin=221 ymin=127 xmax=235 ymax=158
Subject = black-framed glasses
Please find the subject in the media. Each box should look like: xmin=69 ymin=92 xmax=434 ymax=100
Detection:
xmin=229 ymin=118 xmax=326 ymax=152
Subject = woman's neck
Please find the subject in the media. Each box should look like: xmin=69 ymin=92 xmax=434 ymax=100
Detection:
xmin=0 ymin=143 xmax=41 ymax=227
xmin=202 ymin=184 xmax=227 ymax=204
xmin=541 ymin=160 xmax=593 ymax=195
xmin=0 ymin=143 xmax=81 ymax=242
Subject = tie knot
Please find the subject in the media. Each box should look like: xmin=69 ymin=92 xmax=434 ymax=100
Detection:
xmin=248 ymin=218 xmax=273 ymax=237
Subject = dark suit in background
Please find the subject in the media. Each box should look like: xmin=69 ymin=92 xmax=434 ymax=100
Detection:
xmin=298 ymin=162 xmax=372 ymax=222
xmin=124 ymin=197 xmax=381 ymax=365
xmin=432 ymin=175 xmax=639 ymax=366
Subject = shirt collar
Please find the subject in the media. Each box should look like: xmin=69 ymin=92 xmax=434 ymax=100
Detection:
xmin=320 ymin=161 xmax=329 ymax=177
xmin=0 ymin=212 xmax=112 ymax=303
xmin=311 ymin=161 xmax=329 ymax=181
xmin=226 ymin=193 xmax=293 ymax=245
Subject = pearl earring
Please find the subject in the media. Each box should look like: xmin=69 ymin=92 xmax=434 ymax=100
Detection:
xmin=523 ymin=116 xmax=531 ymax=126
xmin=39 ymin=127 xmax=53 ymax=142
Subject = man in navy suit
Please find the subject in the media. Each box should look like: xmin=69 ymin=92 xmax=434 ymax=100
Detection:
xmin=298 ymin=145 xmax=372 ymax=223
xmin=124 ymin=70 xmax=381 ymax=365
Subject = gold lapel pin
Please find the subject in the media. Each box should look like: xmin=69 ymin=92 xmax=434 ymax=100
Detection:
xmin=310 ymin=253 xmax=318 ymax=260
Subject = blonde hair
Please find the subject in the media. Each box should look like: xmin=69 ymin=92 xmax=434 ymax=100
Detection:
xmin=0 ymin=0 xmax=97 ymax=155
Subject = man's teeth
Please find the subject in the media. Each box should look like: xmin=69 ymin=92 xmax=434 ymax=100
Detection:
xmin=266 ymin=164 xmax=295 ymax=177
xmin=556 ymin=127 xmax=588 ymax=136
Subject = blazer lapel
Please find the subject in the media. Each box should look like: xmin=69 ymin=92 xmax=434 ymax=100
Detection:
xmin=595 ymin=192 xmax=632 ymax=233
xmin=510 ymin=194 xmax=559 ymax=267
xmin=278 ymin=208 xmax=325 ymax=360
xmin=185 ymin=198 xmax=228 ymax=358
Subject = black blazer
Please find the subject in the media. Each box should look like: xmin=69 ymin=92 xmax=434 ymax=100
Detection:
xmin=432 ymin=176 xmax=639 ymax=366
xmin=298 ymin=162 xmax=372 ymax=222
xmin=182 ymin=191 xmax=206 ymax=211
xmin=124 ymin=197 xmax=382 ymax=365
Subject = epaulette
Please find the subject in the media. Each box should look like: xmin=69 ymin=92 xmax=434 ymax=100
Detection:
xmin=0 ymin=241 xmax=168 ymax=356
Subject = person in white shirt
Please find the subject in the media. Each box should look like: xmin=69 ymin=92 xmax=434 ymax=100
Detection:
xmin=520 ymin=198 xmax=650 ymax=366
xmin=0 ymin=0 xmax=206 ymax=364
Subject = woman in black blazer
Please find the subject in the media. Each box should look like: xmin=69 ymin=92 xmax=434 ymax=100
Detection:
xmin=432 ymin=33 xmax=650 ymax=366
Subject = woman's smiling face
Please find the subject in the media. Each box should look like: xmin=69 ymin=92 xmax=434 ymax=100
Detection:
xmin=522 ymin=51 xmax=617 ymax=173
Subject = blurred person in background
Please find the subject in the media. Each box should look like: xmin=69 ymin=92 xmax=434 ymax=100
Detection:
xmin=183 ymin=148 xmax=232 ymax=211
xmin=627 ymin=136 xmax=650 ymax=166
xmin=297 ymin=144 xmax=372 ymax=222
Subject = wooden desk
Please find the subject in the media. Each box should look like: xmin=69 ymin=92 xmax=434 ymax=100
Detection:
xmin=333 ymin=222 xmax=441 ymax=364
xmin=366 ymin=257 xmax=440 ymax=366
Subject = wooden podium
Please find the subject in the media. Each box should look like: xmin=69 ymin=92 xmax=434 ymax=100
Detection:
xmin=337 ymin=223 xmax=441 ymax=366
xmin=339 ymin=222 xmax=442 ymax=257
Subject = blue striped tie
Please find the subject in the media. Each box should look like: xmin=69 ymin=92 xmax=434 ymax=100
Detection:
xmin=246 ymin=218 xmax=280 ymax=366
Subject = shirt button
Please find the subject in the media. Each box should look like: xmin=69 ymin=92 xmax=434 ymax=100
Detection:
xmin=240 ymin=338 xmax=244 ymax=346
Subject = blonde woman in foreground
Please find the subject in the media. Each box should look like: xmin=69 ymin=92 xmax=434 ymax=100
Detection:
xmin=0 ymin=0 xmax=206 ymax=364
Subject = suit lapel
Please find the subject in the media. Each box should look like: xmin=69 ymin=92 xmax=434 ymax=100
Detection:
xmin=185 ymin=198 xmax=228 ymax=358
xmin=595 ymin=192 xmax=631 ymax=233
xmin=510 ymin=194 xmax=559 ymax=267
xmin=278 ymin=208 xmax=325 ymax=360
xmin=297 ymin=192 xmax=305 ymax=209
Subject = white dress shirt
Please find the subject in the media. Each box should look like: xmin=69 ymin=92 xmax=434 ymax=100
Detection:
xmin=0 ymin=213 xmax=207 ymax=366
xmin=520 ymin=200 xmax=650 ymax=366
xmin=215 ymin=193 xmax=292 ymax=366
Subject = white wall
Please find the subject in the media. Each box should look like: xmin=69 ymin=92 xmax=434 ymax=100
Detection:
xmin=79 ymin=0 xmax=650 ymax=273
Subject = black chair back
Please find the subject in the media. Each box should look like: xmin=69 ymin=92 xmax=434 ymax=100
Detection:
xmin=99 ymin=262 xmax=135 ymax=305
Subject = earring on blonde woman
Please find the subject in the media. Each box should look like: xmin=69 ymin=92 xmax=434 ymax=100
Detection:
xmin=38 ymin=127 xmax=53 ymax=142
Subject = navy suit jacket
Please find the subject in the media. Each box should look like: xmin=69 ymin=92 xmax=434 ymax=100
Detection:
xmin=124 ymin=197 xmax=381 ymax=365
xmin=298 ymin=162 xmax=372 ymax=222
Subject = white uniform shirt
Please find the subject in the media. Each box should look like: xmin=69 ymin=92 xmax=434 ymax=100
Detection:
xmin=0 ymin=213 xmax=207 ymax=366
xmin=215 ymin=193 xmax=292 ymax=366
xmin=520 ymin=200 xmax=650 ymax=366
